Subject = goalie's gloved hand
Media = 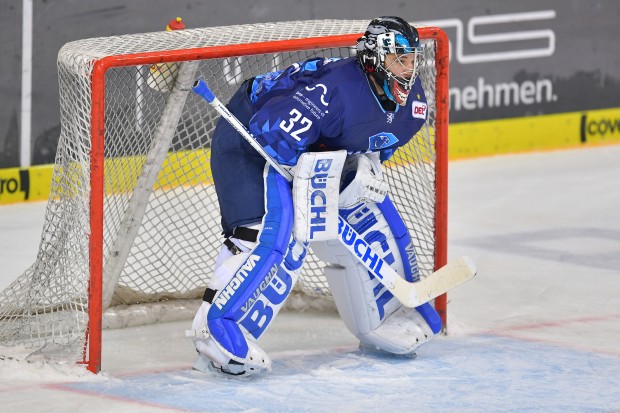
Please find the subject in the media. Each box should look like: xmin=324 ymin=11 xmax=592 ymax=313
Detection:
xmin=339 ymin=152 xmax=389 ymax=208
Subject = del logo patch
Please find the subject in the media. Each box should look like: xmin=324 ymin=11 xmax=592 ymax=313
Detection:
xmin=412 ymin=101 xmax=428 ymax=119
xmin=368 ymin=132 xmax=399 ymax=150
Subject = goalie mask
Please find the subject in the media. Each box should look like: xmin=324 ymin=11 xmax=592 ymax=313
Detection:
xmin=356 ymin=16 xmax=422 ymax=106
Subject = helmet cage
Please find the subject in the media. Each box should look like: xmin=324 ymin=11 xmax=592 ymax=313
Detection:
xmin=356 ymin=17 xmax=422 ymax=105
xmin=374 ymin=32 xmax=422 ymax=105
xmin=376 ymin=33 xmax=421 ymax=86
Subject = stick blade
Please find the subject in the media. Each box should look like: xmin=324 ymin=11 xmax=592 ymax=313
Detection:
xmin=393 ymin=256 xmax=477 ymax=307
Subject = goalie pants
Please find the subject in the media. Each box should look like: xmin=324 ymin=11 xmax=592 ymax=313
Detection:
xmin=211 ymin=78 xmax=266 ymax=237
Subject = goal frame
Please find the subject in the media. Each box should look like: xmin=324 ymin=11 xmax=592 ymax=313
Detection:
xmin=86 ymin=27 xmax=449 ymax=373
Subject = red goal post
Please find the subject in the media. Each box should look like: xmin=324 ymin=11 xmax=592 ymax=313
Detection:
xmin=0 ymin=21 xmax=449 ymax=373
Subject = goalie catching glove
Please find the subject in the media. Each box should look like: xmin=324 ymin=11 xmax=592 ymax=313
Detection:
xmin=339 ymin=152 xmax=389 ymax=209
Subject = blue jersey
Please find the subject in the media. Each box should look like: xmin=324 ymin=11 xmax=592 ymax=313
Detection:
xmin=210 ymin=57 xmax=429 ymax=235
xmin=248 ymin=57 xmax=428 ymax=166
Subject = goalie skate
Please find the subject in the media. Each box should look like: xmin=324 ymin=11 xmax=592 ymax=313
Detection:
xmin=190 ymin=301 xmax=272 ymax=378
xmin=193 ymin=353 xmax=267 ymax=378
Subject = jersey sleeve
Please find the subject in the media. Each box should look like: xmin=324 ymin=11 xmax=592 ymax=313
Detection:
xmin=248 ymin=82 xmax=341 ymax=166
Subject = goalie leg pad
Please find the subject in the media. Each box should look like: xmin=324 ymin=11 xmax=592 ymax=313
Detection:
xmin=205 ymin=166 xmax=306 ymax=364
xmin=360 ymin=305 xmax=436 ymax=355
xmin=325 ymin=264 xmax=437 ymax=355
xmin=312 ymin=197 xmax=441 ymax=354
xmin=375 ymin=198 xmax=442 ymax=334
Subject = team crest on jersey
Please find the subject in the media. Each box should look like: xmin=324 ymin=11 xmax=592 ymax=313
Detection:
xmin=368 ymin=133 xmax=399 ymax=150
xmin=305 ymin=83 xmax=329 ymax=106
xmin=412 ymin=101 xmax=428 ymax=119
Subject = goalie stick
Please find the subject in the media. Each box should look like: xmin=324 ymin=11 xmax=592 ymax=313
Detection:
xmin=192 ymin=80 xmax=476 ymax=307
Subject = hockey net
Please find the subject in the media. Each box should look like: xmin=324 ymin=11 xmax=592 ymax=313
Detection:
xmin=0 ymin=20 xmax=449 ymax=372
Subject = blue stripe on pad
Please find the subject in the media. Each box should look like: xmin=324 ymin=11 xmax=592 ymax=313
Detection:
xmin=207 ymin=167 xmax=294 ymax=359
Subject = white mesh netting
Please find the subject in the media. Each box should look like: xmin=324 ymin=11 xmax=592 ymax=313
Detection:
xmin=0 ymin=20 xmax=441 ymax=363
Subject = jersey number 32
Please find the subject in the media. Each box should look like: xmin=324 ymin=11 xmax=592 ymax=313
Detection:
xmin=279 ymin=109 xmax=313 ymax=141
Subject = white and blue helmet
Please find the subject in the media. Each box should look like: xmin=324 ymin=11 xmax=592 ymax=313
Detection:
xmin=357 ymin=16 xmax=422 ymax=105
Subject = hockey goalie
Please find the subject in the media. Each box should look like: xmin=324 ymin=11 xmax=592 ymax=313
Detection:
xmin=189 ymin=16 xmax=444 ymax=377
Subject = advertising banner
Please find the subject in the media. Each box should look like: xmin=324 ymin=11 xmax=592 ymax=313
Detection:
xmin=0 ymin=0 xmax=619 ymax=201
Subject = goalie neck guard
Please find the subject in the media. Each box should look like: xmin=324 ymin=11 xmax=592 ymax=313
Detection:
xmin=356 ymin=16 xmax=421 ymax=106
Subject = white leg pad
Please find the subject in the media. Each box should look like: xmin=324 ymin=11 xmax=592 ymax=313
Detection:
xmin=193 ymin=234 xmax=272 ymax=372
xmin=320 ymin=246 xmax=435 ymax=356
xmin=360 ymin=305 xmax=435 ymax=355
xmin=209 ymin=224 xmax=260 ymax=291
